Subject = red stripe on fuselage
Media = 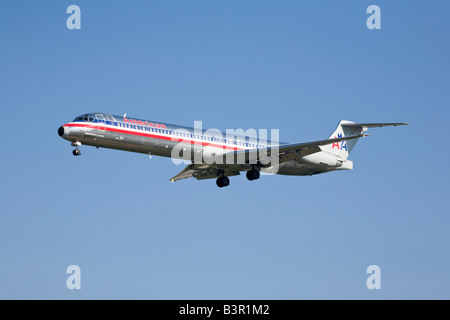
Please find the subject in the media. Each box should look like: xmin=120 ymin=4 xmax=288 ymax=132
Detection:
xmin=63 ymin=123 xmax=244 ymax=151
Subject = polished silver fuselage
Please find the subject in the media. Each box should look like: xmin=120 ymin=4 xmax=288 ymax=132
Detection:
xmin=58 ymin=113 xmax=336 ymax=176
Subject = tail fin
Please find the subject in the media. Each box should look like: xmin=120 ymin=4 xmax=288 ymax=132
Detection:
xmin=321 ymin=120 xmax=360 ymax=160
xmin=321 ymin=120 xmax=409 ymax=160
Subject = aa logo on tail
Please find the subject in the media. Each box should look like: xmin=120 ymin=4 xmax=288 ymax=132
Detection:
xmin=332 ymin=133 xmax=348 ymax=151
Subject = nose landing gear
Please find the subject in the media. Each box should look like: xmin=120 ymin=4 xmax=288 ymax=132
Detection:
xmin=71 ymin=142 xmax=81 ymax=156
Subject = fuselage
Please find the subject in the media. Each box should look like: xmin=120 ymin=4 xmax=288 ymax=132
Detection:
xmin=58 ymin=113 xmax=342 ymax=176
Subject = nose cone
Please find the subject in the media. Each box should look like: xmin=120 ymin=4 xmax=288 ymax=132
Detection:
xmin=58 ymin=126 xmax=67 ymax=137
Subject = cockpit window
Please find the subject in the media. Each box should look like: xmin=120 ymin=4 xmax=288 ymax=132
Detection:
xmin=74 ymin=113 xmax=114 ymax=122
xmin=104 ymin=114 xmax=116 ymax=122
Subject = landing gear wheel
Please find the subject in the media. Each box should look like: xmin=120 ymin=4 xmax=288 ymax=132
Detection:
xmin=72 ymin=149 xmax=81 ymax=156
xmin=216 ymin=176 xmax=230 ymax=188
xmin=222 ymin=176 xmax=230 ymax=187
xmin=246 ymin=169 xmax=260 ymax=181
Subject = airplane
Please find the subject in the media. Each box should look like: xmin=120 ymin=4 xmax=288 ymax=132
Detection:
xmin=58 ymin=113 xmax=408 ymax=188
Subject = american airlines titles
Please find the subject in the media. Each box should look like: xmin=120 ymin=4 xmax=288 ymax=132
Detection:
xmin=123 ymin=117 xmax=167 ymax=130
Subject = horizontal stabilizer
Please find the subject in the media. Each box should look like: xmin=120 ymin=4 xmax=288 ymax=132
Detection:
xmin=343 ymin=122 xmax=409 ymax=128
xmin=323 ymin=120 xmax=409 ymax=159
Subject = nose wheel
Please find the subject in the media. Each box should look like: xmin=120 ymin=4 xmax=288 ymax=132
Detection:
xmin=71 ymin=142 xmax=81 ymax=156
xmin=216 ymin=176 xmax=230 ymax=188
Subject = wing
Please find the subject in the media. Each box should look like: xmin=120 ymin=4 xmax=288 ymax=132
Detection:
xmin=212 ymin=134 xmax=367 ymax=165
xmin=169 ymin=163 xmax=199 ymax=182
xmin=170 ymin=163 xmax=241 ymax=182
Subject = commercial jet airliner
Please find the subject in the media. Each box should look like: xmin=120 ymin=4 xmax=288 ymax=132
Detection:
xmin=58 ymin=113 xmax=408 ymax=188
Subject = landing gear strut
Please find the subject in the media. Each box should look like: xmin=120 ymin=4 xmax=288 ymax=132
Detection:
xmin=216 ymin=176 xmax=230 ymax=188
xmin=246 ymin=168 xmax=260 ymax=181
xmin=71 ymin=142 xmax=81 ymax=156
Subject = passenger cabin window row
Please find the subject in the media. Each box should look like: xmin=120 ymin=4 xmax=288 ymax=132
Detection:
xmin=116 ymin=122 xmax=265 ymax=148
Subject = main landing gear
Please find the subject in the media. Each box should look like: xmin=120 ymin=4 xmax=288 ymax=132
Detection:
xmin=216 ymin=167 xmax=261 ymax=188
xmin=246 ymin=168 xmax=260 ymax=181
xmin=71 ymin=142 xmax=81 ymax=156
xmin=216 ymin=176 xmax=230 ymax=188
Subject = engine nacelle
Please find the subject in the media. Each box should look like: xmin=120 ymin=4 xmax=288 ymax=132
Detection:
xmin=299 ymin=152 xmax=342 ymax=167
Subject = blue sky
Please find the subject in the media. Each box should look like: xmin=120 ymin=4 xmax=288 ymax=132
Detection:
xmin=0 ymin=1 xmax=449 ymax=299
